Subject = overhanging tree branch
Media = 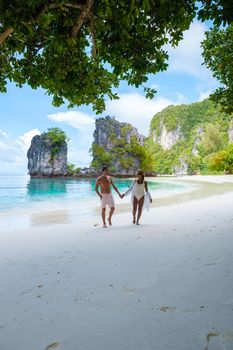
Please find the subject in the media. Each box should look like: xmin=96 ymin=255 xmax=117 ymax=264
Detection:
xmin=0 ymin=1 xmax=87 ymax=45
xmin=65 ymin=1 xmax=86 ymax=9
xmin=89 ymin=13 xmax=97 ymax=58
xmin=0 ymin=27 xmax=13 ymax=45
xmin=70 ymin=0 xmax=94 ymax=37
xmin=33 ymin=1 xmax=85 ymax=22
xmin=1 ymin=0 xmax=231 ymax=113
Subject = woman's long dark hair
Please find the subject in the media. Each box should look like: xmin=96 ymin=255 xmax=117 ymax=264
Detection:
xmin=137 ymin=170 xmax=144 ymax=182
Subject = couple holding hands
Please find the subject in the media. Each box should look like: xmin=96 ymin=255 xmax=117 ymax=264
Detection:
xmin=95 ymin=166 xmax=152 ymax=228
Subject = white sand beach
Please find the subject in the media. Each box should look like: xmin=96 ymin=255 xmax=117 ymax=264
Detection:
xmin=0 ymin=176 xmax=233 ymax=350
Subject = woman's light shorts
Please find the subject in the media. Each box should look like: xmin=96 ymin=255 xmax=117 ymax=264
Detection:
xmin=101 ymin=193 xmax=115 ymax=209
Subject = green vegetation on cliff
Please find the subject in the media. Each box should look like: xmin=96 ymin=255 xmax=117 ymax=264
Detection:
xmin=91 ymin=120 xmax=155 ymax=174
xmin=148 ymin=99 xmax=233 ymax=174
xmin=42 ymin=127 xmax=68 ymax=161
xmin=66 ymin=163 xmax=81 ymax=175
xmin=150 ymin=99 xmax=231 ymax=137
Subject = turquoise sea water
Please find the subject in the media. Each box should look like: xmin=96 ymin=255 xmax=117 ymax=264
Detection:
xmin=0 ymin=174 xmax=187 ymax=213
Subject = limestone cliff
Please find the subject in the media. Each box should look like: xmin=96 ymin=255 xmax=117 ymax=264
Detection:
xmin=148 ymin=99 xmax=232 ymax=175
xmin=91 ymin=116 xmax=146 ymax=175
xmin=27 ymin=134 xmax=67 ymax=176
xmin=150 ymin=123 xmax=183 ymax=150
xmin=93 ymin=116 xmax=144 ymax=147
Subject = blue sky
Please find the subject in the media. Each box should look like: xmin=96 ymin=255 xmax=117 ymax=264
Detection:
xmin=0 ymin=21 xmax=219 ymax=174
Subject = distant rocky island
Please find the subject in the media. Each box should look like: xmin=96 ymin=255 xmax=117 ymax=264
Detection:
xmin=27 ymin=117 xmax=149 ymax=177
xmin=27 ymin=99 xmax=233 ymax=177
xmin=27 ymin=128 xmax=68 ymax=177
xmin=90 ymin=116 xmax=148 ymax=175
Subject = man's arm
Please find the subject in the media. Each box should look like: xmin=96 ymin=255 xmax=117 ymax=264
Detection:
xmin=110 ymin=178 xmax=122 ymax=197
xmin=95 ymin=179 xmax=102 ymax=199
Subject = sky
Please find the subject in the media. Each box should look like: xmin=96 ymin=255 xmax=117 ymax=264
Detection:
xmin=0 ymin=21 xmax=219 ymax=174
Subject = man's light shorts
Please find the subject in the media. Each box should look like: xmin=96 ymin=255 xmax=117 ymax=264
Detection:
xmin=101 ymin=193 xmax=115 ymax=209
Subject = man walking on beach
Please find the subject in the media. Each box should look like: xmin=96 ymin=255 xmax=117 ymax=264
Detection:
xmin=95 ymin=166 xmax=122 ymax=227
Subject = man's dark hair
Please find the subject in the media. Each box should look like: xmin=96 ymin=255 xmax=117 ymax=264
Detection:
xmin=102 ymin=166 xmax=108 ymax=172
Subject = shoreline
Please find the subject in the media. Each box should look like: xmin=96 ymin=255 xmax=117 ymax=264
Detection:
xmin=147 ymin=175 xmax=233 ymax=208
xmin=23 ymin=173 xmax=233 ymax=180
xmin=1 ymin=175 xmax=233 ymax=231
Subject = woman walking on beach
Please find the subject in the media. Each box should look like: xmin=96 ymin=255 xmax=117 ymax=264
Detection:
xmin=122 ymin=171 xmax=152 ymax=225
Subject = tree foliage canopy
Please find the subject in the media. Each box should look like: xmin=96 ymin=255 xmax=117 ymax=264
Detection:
xmin=1 ymin=0 xmax=232 ymax=112
xmin=209 ymin=144 xmax=233 ymax=174
xmin=202 ymin=24 xmax=233 ymax=114
xmin=41 ymin=126 xmax=68 ymax=160
xmin=43 ymin=127 xmax=68 ymax=145
xmin=199 ymin=124 xmax=225 ymax=156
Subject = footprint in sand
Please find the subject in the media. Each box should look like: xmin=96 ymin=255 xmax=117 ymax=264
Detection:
xmin=20 ymin=288 xmax=33 ymax=296
xmin=203 ymin=262 xmax=216 ymax=266
xmin=122 ymin=287 xmax=137 ymax=295
xmin=160 ymin=306 xmax=176 ymax=312
xmin=44 ymin=343 xmax=60 ymax=350
xmin=205 ymin=332 xmax=221 ymax=350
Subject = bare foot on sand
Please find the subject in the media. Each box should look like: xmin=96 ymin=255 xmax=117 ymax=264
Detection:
xmin=103 ymin=223 xmax=107 ymax=228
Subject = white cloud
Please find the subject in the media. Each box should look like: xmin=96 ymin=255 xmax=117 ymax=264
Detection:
xmin=18 ymin=129 xmax=41 ymax=152
xmin=166 ymin=22 xmax=216 ymax=83
xmin=198 ymin=90 xmax=211 ymax=101
xmin=0 ymin=129 xmax=40 ymax=168
xmin=173 ymin=93 xmax=187 ymax=104
xmin=68 ymin=147 xmax=92 ymax=168
xmin=47 ymin=111 xmax=95 ymax=130
xmin=0 ymin=131 xmax=19 ymax=162
xmin=104 ymin=93 xmax=185 ymax=135
xmin=0 ymin=130 xmax=8 ymax=139
xmin=47 ymin=111 xmax=95 ymax=167
xmin=149 ymin=83 xmax=159 ymax=90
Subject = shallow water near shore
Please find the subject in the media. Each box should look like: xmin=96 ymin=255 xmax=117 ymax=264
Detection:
xmin=1 ymin=174 xmax=233 ymax=231
xmin=0 ymin=174 xmax=188 ymax=211
xmin=0 ymin=174 xmax=193 ymax=230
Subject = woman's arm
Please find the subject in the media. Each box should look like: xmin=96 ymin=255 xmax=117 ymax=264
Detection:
xmin=122 ymin=181 xmax=135 ymax=197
